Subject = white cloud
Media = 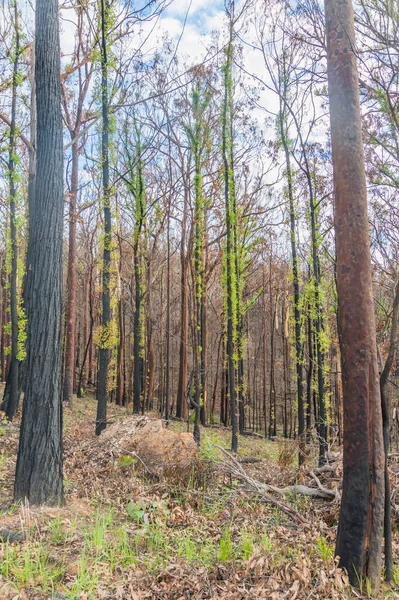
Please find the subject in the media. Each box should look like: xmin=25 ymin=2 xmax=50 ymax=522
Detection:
xmin=164 ymin=0 xmax=221 ymax=18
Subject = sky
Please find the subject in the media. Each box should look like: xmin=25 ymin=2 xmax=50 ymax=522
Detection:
xmin=0 ymin=0 xmax=331 ymax=254
xmin=12 ymin=0 xmax=224 ymax=65
xmin=56 ymin=0 xmax=227 ymax=66
xmin=147 ymin=0 xmax=226 ymax=57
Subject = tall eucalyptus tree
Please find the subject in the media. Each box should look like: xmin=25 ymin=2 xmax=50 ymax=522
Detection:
xmin=325 ymin=0 xmax=384 ymax=589
xmin=96 ymin=0 xmax=112 ymax=436
xmin=14 ymin=0 xmax=64 ymax=505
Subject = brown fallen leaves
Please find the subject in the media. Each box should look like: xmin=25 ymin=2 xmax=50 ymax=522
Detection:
xmin=0 ymin=400 xmax=397 ymax=599
xmin=107 ymin=550 xmax=350 ymax=600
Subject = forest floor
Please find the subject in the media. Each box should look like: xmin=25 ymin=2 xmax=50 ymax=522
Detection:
xmin=0 ymin=397 xmax=398 ymax=600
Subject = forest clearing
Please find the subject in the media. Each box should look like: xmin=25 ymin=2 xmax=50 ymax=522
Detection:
xmin=1 ymin=0 xmax=399 ymax=596
xmin=1 ymin=394 xmax=395 ymax=600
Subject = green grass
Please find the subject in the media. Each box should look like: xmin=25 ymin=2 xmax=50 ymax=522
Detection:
xmin=0 ymin=399 xmax=363 ymax=600
xmin=1 ymin=542 xmax=65 ymax=590
xmin=48 ymin=515 xmax=67 ymax=546
xmin=117 ymin=455 xmax=136 ymax=467
xmin=218 ymin=527 xmax=234 ymax=561
xmin=315 ymin=536 xmax=334 ymax=562
xmin=67 ymin=547 xmax=99 ymax=599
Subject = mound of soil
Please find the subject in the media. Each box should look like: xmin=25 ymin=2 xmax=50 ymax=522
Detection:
xmin=100 ymin=416 xmax=199 ymax=479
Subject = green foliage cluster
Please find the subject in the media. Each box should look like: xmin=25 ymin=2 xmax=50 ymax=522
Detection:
xmin=127 ymin=125 xmax=147 ymax=360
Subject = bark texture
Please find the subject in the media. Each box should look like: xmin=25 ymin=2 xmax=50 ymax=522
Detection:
xmin=96 ymin=0 xmax=111 ymax=435
xmin=14 ymin=0 xmax=64 ymax=505
xmin=325 ymin=0 xmax=384 ymax=589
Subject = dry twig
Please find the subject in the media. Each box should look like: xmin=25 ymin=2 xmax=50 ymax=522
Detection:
xmin=215 ymin=445 xmax=311 ymax=525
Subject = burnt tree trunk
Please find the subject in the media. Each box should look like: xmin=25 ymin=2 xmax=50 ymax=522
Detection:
xmin=176 ymin=253 xmax=189 ymax=419
xmin=116 ymin=294 xmax=125 ymax=407
xmin=211 ymin=333 xmax=222 ymax=420
xmin=14 ymin=0 xmax=64 ymax=505
xmin=5 ymin=0 xmax=21 ymax=421
xmin=378 ymin=279 xmax=399 ymax=582
xmin=96 ymin=0 xmax=111 ymax=436
xmin=268 ymin=267 xmax=277 ymax=438
xmin=165 ymin=204 xmax=171 ymax=421
xmin=280 ymin=111 xmax=305 ymax=460
xmin=325 ymin=0 xmax=385 ymax=589
xmin=222 ymin=35 xmax=238 ymax=452
xmin=176 ymin=181 xmax=189 ymax=420
xmin=220 ymin=340 xmax=227 ymax=427
xmin=262 ymin=271 xmax=268 ymax=437
xmin=145 ymin=251 xmax=154 ymax=411
xmin=306 ymin=310 xmax=313 ymax=443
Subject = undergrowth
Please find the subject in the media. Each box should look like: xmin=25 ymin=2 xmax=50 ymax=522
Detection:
xmin=0 ymin=396 xmax=396 ymax=599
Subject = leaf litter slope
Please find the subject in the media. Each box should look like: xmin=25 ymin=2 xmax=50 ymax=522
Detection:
xmin=0 ymin=395 xmax=397 ymax=599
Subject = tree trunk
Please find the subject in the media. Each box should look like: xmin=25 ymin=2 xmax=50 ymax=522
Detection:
xmin=145 ymin=251 xmax=154 ymax=411
xmin=96 ymin=0 xmax=111 ymax=436
xmin=222 ymin=34 xmax=238 ymax=452
xmin=282 ymin=295 xmax=289 ymax=439
xmin=77 ymin=265 xmax=93 ymax=398
xmin=211 ymin=333 xmax=222 ymax=420
xmin=80 ymin=267 xmax=90 ymax=394
xmin=325 ymin=0 xmax=384 ymax=589
xmin=306 ymin=310 xmax=313 ymax=443
xmin=280 ymin=112 xmax=305 ymax=459
xmin=165 ymin=205 xmax=171 ymax=420
xmin=14 ymin=0 xmax=64 ymax=505
xmin=262 ymin=272 xmax=268 ymax=437
xmin=269 ymin=263 xmax=277 ymax=439
xmin=378 ymin=279 xmax=399 ymax=582
xmin=176 ymin=179 xmax=189 ymax=420
xmin=116 ymin=295 xmax=125 ymax=407
xmin=133 ymin=247 xmax=142 ymax=414
xmin=220 ymin=339 xmax=227 ymax=426
xmin=5 ymin=0 xmax=21 ymax=421
xmin=176 ymin=253 xmax=189 ymax=419
xmin=200 ymin=230 xmax=208 ymax=427
xmin=63 ymin=137 xmax=78 ymax=405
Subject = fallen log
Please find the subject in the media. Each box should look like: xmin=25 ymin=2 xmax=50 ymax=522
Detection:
xmin=264 ymin=475 xmax=339 ymax=501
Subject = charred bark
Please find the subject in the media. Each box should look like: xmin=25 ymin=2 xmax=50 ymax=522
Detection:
xmin=96 ymin=0 xmax=111 ymax=436
xmin=14 ymin=0 xmax=64 ymax=505
xmin=325 ymin=0 xmax=385 ymax=589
